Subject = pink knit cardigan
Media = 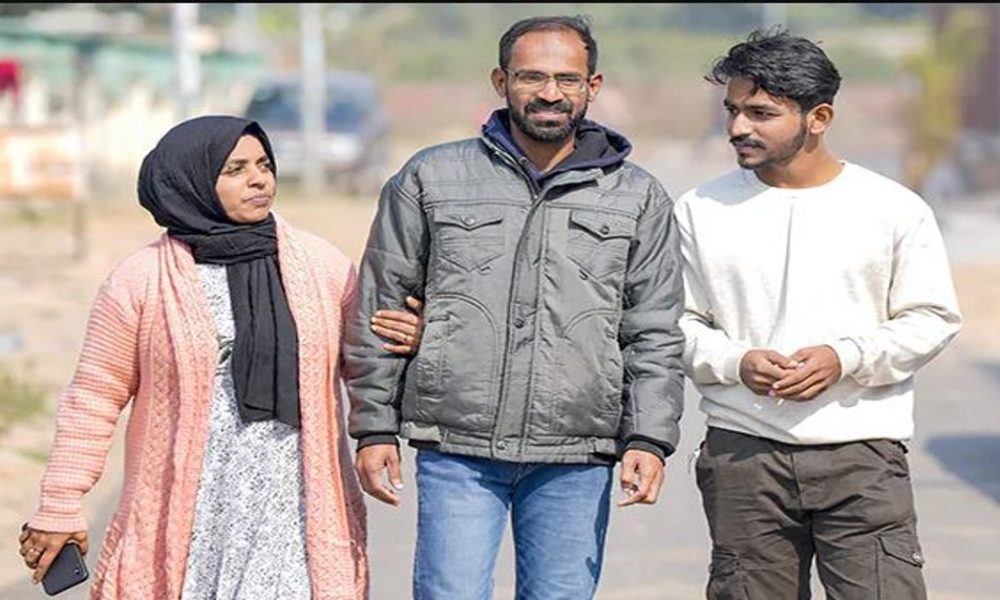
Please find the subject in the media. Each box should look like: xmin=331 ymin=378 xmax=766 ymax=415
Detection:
xmin=29 ymin=218 xmax=368 ymax=599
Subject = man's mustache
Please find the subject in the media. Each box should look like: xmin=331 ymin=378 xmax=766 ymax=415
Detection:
xmin=525 ymin=100 xmax=573 ymax=114
xmin=730 ymin=136 xmax=764 ymax=149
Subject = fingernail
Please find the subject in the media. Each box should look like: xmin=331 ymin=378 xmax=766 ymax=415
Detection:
xmin=392 ymin=482 xmax=404 ymax=490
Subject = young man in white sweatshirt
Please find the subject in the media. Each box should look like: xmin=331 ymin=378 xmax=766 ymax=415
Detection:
xmin=676 ymin=30 xmax=962 ymax=599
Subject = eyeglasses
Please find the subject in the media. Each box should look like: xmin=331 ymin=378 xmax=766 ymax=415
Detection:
xmin=504 ymin=69 xmax=589 ymax=93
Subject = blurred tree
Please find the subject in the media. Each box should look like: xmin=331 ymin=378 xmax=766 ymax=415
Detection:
xmin=0 ymin=4 xmax=42 ymax=18
xmin=421 ymin=4 xmax=472 ymax=38
xmin=901 ymin=5 xmax=987 ymax=194
xmin=671 ymin=4 xmax=775 ymax=32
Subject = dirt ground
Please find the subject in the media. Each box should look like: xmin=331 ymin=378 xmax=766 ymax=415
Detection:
xmin=1 ymin=165 xmax=999 ymax=591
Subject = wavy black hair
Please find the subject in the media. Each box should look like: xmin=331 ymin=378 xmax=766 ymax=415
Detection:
xmin=499 ymin=15 xmax=598 ymax=76
xmin=707 ymin=28 xmax=842 ymax=111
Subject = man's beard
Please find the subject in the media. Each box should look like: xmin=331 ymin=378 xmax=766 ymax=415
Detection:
xmin=732 ymin=119 xmax=808 ymax=171
xmin=509 ymin=98 xmax=588 ymax=143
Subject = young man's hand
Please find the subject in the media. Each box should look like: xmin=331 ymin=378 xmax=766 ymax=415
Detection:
xmin=355 ymin=444 xmax=404 ymax=506
xmin=739 ymin=349 xmax=798 ymax=395
xmin=771 ymin=345 xmax=842 ymax=401
xmin=618 ymin=449 xmax=664 ymax=507
xmin=372 ymin=296 xmax=424 ymax=355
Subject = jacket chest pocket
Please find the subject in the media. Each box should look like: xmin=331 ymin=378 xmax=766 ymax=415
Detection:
xmin=566 ymin=209 xmax=636 ymax=279
xmin=432 ymin=206 xmax=506 ymax=271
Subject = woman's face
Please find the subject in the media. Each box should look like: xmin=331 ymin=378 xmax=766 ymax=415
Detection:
xmin=215 ymin=134 xmax=276 ymax=224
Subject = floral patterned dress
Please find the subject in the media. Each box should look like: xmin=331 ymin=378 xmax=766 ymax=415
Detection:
xmin=181 ymin=264 xmax=311 ymax=600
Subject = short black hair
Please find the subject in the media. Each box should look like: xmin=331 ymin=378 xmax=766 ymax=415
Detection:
xmin=707 ymin=28 xmax=842 ymax=111
xmin=499 ymin=15 xmax=598 ymax=75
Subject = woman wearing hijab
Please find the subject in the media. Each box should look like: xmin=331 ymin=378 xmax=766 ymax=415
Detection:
xmin=16 ymin=116 xmax=408 ymax=599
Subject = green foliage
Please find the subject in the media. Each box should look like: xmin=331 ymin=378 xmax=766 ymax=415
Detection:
xmin=256 ymin=4 xmax=299 ymax=36
xmin=901 ymin=6 xmax=988 ymax=191
xmin=295 ymin=4 xmax=918 ymax=85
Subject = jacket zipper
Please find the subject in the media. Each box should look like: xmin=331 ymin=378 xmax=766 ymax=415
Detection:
xmin=490 ymin=148 xmax=542 ymax=454
xmin=482 ymin=140 xmax=599 ymax=456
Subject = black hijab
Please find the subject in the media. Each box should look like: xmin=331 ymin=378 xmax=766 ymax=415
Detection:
xmin=138 ymin=115 xmax=301 ymax=428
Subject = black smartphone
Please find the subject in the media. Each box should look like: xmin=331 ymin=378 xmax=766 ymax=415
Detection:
xmin=41 ymin=542 xmax=89 ymax=596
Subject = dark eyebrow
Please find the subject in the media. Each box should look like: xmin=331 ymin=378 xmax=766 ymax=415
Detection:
xmin=223 ymin=158 xmax=249 ymax=168
xmin=518 ymin=69 xmax=585 ymax=77
xmin=723 ymin=100 xmax=780 ymax=112
xmin=744 ymin=102 xmax=780 ymax=112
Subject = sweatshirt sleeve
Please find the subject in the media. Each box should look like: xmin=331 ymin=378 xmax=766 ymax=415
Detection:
xmin=833 ymin=207 xmax=962 ymax=387
xmin=675 ymin=196 xmax=749 ymax=386
xmin=29 ymin=269 xmax=141 ymax=532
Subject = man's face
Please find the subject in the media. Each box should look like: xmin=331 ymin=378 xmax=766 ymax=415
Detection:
xmin=493 ymin=30 xmax=602 ymax=143
xmin=724 ymin=77 xmax=808 ymax=171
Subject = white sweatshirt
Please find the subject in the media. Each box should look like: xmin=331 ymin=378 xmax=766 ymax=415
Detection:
xmin=675 ymin=162 xmax=962 ymax=444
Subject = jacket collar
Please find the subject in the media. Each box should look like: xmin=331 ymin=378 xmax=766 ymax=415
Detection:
xmin=480 ymin=108 xmax=632 ymax=187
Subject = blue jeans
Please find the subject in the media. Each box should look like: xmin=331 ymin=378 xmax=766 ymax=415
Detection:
xmin=413 ymin=449 xmax=613 ymax=600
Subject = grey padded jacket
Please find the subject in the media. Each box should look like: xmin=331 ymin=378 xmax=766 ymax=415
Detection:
xmin=343 ymin=115 xmax=685 ymax=464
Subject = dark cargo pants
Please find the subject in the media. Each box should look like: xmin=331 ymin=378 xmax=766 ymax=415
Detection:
xmin=695 ymin=427 xmax=926 ymax=600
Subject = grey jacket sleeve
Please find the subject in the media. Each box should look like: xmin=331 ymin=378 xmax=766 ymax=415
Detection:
xmin=342 ymin=165 xmax=429 ymax=441
xmin=618 ymin=181 xmax=686 ymax=457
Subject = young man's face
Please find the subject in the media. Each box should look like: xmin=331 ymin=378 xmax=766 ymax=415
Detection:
xmin=492 ymin=29 xmax=603 ymax=143
xmin=724 ymin=77 xmax=808 ymax=171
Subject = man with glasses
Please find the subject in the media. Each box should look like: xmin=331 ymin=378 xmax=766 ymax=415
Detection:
xmin=343 ymin=15 xmax=685 ymax=599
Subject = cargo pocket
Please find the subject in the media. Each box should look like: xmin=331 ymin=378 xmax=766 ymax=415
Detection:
xmin=706 ymin=551 xmax=749 ymax=600
xmin=876 ymin=532 xmax=926 ymax=600
xmin=432 ymin=206 xmax=505 ymax=271
xmin=566 ymin=209 xmax=635 ymax=279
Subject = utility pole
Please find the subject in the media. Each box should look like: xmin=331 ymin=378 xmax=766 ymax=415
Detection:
xmin=71 ymin=37 xmax=100 ymax=261
xmin=172 ymin=3 xmax=201 ymax=120
xmin=300 ymin=3 xmax=326 ymax=195
xmin=233 ymin=4 xmax=259 ymax=54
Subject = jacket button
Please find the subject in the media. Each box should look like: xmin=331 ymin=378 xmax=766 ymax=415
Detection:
xmin=514 ymin=317 xmax=525 ymax=328
xmin=496 ymin=440 xmax=507 ymax=450
xmin=579 ymin=269 xmax=589 ymax=280
xmin=463 ymin=216 xmax=476 ymax=226
xmin=599 ymin=224 xmax=610 ymax=235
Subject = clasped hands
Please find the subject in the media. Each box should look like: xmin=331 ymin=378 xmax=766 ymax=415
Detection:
xmin=739 ymin=345 xmax=842 ymax=402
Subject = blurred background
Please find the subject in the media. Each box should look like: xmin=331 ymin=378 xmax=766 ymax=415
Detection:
xmin=1 ymin=4 xmax=998 ymax=599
